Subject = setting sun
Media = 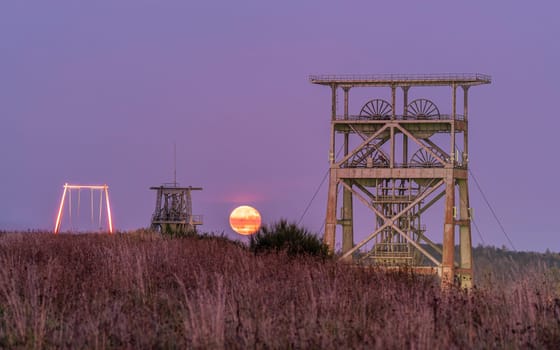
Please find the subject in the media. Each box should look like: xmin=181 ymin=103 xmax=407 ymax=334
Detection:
xmin=229 ymin=205 xmax=261 ymax=235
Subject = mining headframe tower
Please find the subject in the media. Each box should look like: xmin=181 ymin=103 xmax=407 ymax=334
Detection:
xmin=150 ymin=184 xmax=203 ymax=235
xmin=310 ymin=73 xmax=491 ymax=288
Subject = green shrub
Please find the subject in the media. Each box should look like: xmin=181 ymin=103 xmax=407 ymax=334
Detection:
xmin=196 ymin=231 xmax=248 ymax=249
xmin=249 ymin=219 xmax=329 ymax=258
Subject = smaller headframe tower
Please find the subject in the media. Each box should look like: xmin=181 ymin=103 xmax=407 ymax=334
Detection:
xmin=150 ymin=185 xmax=203 ymax=235
xmin=310 ymin=73 xmax=491 ymax=288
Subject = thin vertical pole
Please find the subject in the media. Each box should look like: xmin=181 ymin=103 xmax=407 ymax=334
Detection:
xmin=451 ymin=84 xmax=457 ymax=165
xmin=54 ymin=184 xmax=68 ymax=234
xmin=402 ymin=86 xmax=409 ymax=166
xmin=331 ymin=84 xmax=337 ymax=121
xmin=77 ymin=189 xmax=81 ymax=220
xmin=105 ymin=185 xmax=113 ymax=233
xmin=343 ymin=86 xmax=349 ymax=120
xmin=463 ymin=86 xmax=470 ymax=165
xmin=90 ymin=188 xmax=94 ymax=224
xmin=391 ymin=85 xmax=396 ymax=168
xmin=463 ymin=86 xmax=469 ymax=121
xmin=391 ymin=86 xmax=396 ymax=120
xmin=173 ymin=142 xmax=177 ymax=186
xmin=390 ymin=127 xmax=395 ymax=168
xmin=329 ymin=84 xmax=337 ymax=163
xmin=68 ymin=188 xmax=72 ymax=229
xmin=99 ymin=189 xmax=103 ymax=229
xmin=343 ymin=87 xmax=350 ymax=161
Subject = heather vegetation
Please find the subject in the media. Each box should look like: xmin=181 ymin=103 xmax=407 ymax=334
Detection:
xmin=0 ymin=231 xmax=559 ymax=349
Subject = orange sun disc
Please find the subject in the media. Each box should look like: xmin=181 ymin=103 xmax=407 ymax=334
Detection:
xmin=229 ymin=205 xmax=261 ymax=235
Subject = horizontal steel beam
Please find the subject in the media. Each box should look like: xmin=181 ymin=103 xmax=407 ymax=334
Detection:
xmin=333 ymin=167 xmax=467 ymax=179
xmin=63 ymin=184 xmax=108 ymax=190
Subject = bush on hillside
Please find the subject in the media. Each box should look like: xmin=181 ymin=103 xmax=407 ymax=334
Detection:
xmin=249 ymin=219 xmax=329 ymax=258
xmin=196 ymin=231 xmax=248 ymax=249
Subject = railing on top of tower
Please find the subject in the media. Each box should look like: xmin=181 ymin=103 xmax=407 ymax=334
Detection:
xmin=309 ymin=73 xmax=492 ymax=85
xmin=332 ymin=114 xmax=466 ymax=121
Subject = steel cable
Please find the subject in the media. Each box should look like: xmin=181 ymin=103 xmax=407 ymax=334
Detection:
xmin=298 ymin=146 xmax=344 ymax=226
xmin=469 ymin=168 xmax=516 ymax=250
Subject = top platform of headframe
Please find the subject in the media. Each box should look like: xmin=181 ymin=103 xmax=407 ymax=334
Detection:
xmin=309 ymin=73 xmax=491 ymax=87
xmin=150 ymin=185 xmax=203 ymax=191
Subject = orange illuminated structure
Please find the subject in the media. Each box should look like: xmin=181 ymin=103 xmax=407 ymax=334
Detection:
xmin=54 ymin=183 xmax=114 ymax=233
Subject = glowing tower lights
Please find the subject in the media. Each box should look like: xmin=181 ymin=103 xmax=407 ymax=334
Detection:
xmin=54 ymin=183 xmax=114 ymax=234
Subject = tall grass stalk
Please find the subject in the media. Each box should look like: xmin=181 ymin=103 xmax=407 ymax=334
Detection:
xmin=0 ymin=232 xmax=558 ymax=348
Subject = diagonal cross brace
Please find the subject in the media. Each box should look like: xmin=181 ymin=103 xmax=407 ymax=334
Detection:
xmin=352 ymin=181 xmax=445 ymax=258
xmin=348 ymin=124 xmax=367 ymax=141
xmin=339 ymin=180 xmax=386 ymax=220
xmin=347 ymin=125 xmax=390 ymax=160
xmin=336 ymin=124 xmax=390 ymax=167
xmin=339 ymin=179 xmax=444 ymax=262
xmin=423 ymin=138 xmax=450 ymax=161
xmin=394 ymin=124 xmax=446 ymax=165
xmin=388 ymin=221 xmax=441 ymax=266
xmin=350 ymin=140 xmax=389 ymax=166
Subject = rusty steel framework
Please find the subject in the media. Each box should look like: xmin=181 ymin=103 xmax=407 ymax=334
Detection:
xmin=150 ymin=185 xmax=203 ymax=235
xmin=310 ymin=73 xmax=491 ymax=287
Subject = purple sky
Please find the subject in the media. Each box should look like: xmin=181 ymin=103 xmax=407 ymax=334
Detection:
xmin=1 ymin=1 xmax=558 ymax=252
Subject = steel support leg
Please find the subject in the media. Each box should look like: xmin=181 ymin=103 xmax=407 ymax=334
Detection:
xmin=458 ymin=179 xmax=473 ymax=288
xmin=324 ymin=171 xmax=338 ymax=253
xmin=442 ymin=170 xmax=456 ymax=286
xmin=342 ymin=184 xmax=354 ymax=256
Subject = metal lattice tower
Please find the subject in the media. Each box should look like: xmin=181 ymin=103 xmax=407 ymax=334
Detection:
xmin=150 ymin=185 xmax=203 ymax=235
xmin=310 ymin=73 xmax=491 ymax=287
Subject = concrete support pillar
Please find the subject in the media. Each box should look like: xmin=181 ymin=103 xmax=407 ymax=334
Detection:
xmin=342 ymin=87 xmax=354 ymax=255
xmin=441 ymin=169 xmax=455 ymax=285
xmin=452 ymin=85 xmax=473 ymax=288
xmin=324 ymin=84 xmax=338 ymax=253
xmin=324 ymin=172 xmax=338 ymax=253
xmin=458 ymin=179 xmax=473 ymax=288
xmin=342 ymin=181 xmax=354 ymax=256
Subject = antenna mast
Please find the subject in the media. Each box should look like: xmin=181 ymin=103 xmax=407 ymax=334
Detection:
xmin=173 ymin=142 xmax=177 ymax=186
xmin=150 ymin=142 xmax=204 ymax=235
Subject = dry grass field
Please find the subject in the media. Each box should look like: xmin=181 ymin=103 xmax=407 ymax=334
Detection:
xmin=0 ymin=232 xmax=559 ymax=349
